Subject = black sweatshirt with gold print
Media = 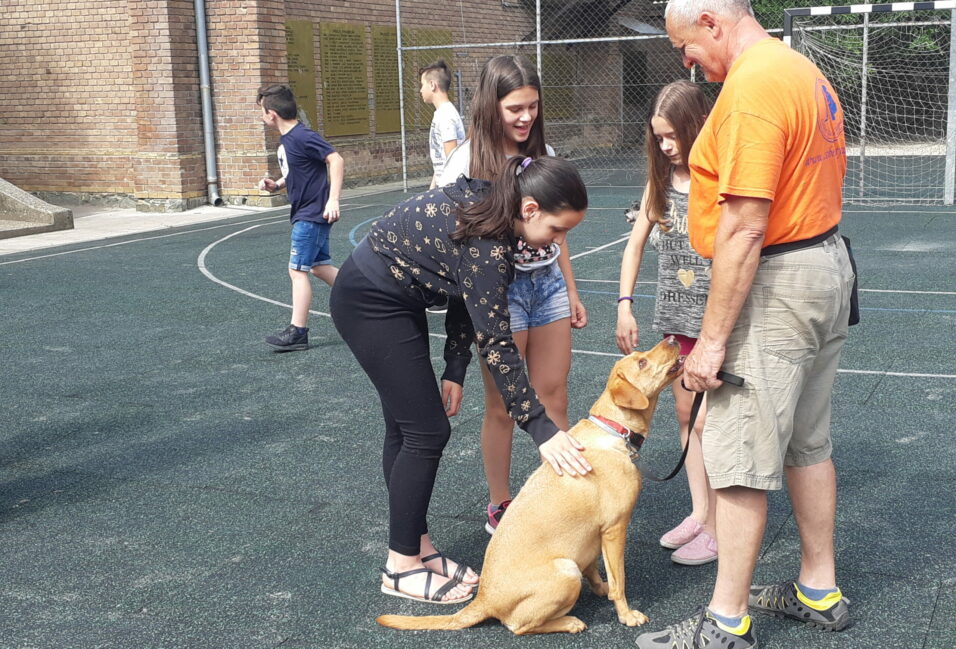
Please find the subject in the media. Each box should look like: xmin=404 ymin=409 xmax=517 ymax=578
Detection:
xmin=351 ymin=175 xmax=559 ymax=446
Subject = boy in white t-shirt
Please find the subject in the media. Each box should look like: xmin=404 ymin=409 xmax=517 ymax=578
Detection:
xmin=419 ymin=60 xmax=465 ymax=189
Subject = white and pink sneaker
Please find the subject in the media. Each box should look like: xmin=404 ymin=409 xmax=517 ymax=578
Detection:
xmin=659 ymin=516 xmax=703 ymax=549
xmin=671 ymin=530 xmax=718 ymax=566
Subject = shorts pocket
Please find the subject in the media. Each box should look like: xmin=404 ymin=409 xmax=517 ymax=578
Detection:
xmin=757 ymin=283 xmax=837 ymax=365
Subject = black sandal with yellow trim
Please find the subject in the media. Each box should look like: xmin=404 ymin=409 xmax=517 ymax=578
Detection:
xmin=380 ymin=566 xmax=473 ymax=605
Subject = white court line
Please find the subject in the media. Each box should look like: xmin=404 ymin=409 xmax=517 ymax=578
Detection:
xmin=570 ymin=239 xmax=956 ymax=295
xmin=860 ymin=288 xmax=956 ymax=296
xmin=570 ymin=235 xmax=629 ymax=259
xmin=843 ymin=209 xmax=951 ymax=214
xmin=199 ymin=223 xmax=956 ymax=379
xmin=0 ymin=213 xmax=285 ymax=266
xmin=578 ymin=278 xmax=658 ymax=285
xmin=0 ymin=200 xmax=376 ymax=266
xmin=569 ymin=349 xmax=956 ymax=379
xmin=196 ymin=222 xmax=329 ymax=316
xmin=838 ymin=369 xmax=956 ymax=380
xmin=577 ymin=278 xmax=955 ymax=296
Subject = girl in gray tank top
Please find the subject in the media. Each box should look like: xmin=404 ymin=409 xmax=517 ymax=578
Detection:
xmin=616 ymin=80 xmax=718 ymax=567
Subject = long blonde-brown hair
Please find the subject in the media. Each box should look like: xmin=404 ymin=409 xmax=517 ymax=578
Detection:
xmin=645 ymin=80 xmax=712 ymax=227
xmin=468 ymin=55 xmax=548 ymax=181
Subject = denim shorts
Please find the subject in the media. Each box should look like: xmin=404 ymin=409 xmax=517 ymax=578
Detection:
xmin=289 ymin=220 xmax=332 ymax=271
xmin=507 ymin=261 xmax=571 ymax=333
xmin=701 ymin=234 xmax=855 ymax=491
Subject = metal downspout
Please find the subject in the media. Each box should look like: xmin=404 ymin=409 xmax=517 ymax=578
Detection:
xmin=195 ymin=0 xmax=223 ymax=206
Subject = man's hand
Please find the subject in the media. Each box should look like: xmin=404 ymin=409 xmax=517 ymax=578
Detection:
xmin=440 ymin=379 xmax=463 ymax=416
xmin=259 ymin=177 xmax=279 ymax=192
xmin=324 ymin=199 xmax=340 ymax=223
xmin=682 ymin=337 xmax=726 ymax=392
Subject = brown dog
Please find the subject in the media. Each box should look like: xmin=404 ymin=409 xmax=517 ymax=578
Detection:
xmin=377 ymin=336 xmax=683 ymax=635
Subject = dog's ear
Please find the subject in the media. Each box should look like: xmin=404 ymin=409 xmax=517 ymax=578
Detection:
xmin=609 ymin=370 xmax=650 ymax=411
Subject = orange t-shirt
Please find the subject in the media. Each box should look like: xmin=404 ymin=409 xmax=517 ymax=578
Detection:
xmin=687 ymin=37 xmax=846 ymax=259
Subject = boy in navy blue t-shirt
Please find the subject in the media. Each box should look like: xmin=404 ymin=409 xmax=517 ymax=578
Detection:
xmin=257 ymin=84 xmax=345 ymax=351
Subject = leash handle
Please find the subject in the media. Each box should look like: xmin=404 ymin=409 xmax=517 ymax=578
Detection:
xmin=639 ymin=370 xmax=744 ymax=483
xmin=681 ymin=370 xmax=744 ymax=391
xmin=716 ymin=370 xmax=745 ymax=386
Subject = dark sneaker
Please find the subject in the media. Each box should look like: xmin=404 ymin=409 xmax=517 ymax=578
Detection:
xmin=265 ymin=324 xmax=309 ymax=351
xmin=635 ymin=608 xmax=758 ymax=649
xmin=484 ymin=499 xmax=511 ymax=535
xmin=749 ymin=581 xmax=850 ymax=631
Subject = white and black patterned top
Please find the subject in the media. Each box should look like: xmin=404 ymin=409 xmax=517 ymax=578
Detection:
xmin=357 ymin=175 xmax=559 ymax=445
xmin=438 ymin=141 xmax=560 ymax=269
xmin=651 ymin=186 xmax=711 ymax=337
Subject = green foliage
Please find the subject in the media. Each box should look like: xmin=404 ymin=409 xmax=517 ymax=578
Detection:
xmin=909 ymin=30 xmax=944 ymax=52
xmin=752 ymin=0 xmax=844 ymax=31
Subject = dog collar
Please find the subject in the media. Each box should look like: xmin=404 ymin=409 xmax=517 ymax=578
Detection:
xmin=588 ymin=415 xmax=645 ymax=454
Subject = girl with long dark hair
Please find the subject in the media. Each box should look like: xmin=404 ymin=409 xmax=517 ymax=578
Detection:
xmin=331 ymin=156 xmax=591 ymax=604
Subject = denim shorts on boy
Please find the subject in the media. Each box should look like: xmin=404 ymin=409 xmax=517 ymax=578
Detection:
xmin=507 ymin=261 xmax=571 ymax=333
xmin=289 ymin=220 xmax=332 ymax=271
xmin=701 ymin=234 xmax=854 ymax=491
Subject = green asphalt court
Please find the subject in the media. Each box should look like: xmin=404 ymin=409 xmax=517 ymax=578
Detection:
xmin=1 ymin=184 xmax=954 ymax=649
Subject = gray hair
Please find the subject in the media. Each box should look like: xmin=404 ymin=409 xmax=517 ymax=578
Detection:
xmin=665 ymin=0 xmax=754 ymax=26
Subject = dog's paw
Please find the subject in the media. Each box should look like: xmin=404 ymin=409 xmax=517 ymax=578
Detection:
xmin=567 ymin=618 xmax=588 ymax=634
xmin=619 ymin=609 xmax=649 ymax=627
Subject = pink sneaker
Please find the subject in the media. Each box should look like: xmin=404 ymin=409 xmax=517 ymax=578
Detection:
xmin=659 ymin=516 xmax=702 ymax=549
xmin=671 ymin=530 xmax=717 ymax=565
xmin=484 ymin=500 xmax=511 ymax=535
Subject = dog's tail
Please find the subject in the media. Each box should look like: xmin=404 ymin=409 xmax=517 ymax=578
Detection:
xmin=376 ymin=600 xmax=490 ymax=630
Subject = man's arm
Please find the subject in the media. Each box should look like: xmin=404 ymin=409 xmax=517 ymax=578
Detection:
xmin=683 ymin=195 xmax=770 ymax=391
xmin=324 ymin=151 xmax=344 ymax=222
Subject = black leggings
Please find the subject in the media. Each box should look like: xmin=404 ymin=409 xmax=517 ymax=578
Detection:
xmin=329 ymin=254 xmax=452 ymax=556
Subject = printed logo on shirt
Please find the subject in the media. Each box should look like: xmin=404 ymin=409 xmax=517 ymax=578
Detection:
xmin=665 ymin=199 xmax=688 ymax=235
xmin=277 ymin=144 xmax=289 ymax=178
xmin=815 ymin=78 xmax=844 ymax=144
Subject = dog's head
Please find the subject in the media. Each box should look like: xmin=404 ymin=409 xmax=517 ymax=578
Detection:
xmin=590 ymin=337 xmax=684 ymax=434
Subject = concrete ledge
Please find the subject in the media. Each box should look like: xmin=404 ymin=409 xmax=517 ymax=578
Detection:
xmin=0 ymin=177 xmax=73 ymax=239
xmin=0 ymin=219 xmax=66 ymax=240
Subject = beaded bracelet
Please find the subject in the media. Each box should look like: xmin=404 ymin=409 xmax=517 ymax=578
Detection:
xmin=617 ymin=296 xmax=634 ymax=303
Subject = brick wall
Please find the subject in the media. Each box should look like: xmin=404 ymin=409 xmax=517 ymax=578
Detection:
xmin=0 ymin=1 xmax=550 ymax=210
xmin=0 ymin=1 xmax=137 ymax=197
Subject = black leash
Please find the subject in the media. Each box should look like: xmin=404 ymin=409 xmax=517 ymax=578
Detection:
xmin=638 ymin=370 xmax=745 ymax=483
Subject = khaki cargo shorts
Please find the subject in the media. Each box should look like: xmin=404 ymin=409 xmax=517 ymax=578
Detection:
xmin=702 ymin=234 xmax=855 ymax=491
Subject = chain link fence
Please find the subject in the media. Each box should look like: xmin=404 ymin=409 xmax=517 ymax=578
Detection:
xmin=787 ymin=3 xmax=955 ymax=204
xmin=396 ymin=0 xmax=690 ymax=192
xmin=394 ymin=0 xmax=955 ymax=205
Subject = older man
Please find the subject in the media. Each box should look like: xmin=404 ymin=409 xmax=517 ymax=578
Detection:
xmin=635 ymin=2 xmax=855 ymax=647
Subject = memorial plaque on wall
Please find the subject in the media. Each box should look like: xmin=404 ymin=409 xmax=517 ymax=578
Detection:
xmin=320 ymin=22 xmax=370 ymax=137
xmin=542 ymin=49 xmax=575 ymax=120
xmin=372 ymin=26 xmax=400 ymax=134
xmin=285 ymin=20 xmax=319 ymax=131
xmin=400 ymin=28 xmax=417 ymax=131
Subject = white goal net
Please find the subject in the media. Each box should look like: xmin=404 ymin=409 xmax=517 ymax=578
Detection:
xmin=788 ymin=4 xmax=956 ymax=205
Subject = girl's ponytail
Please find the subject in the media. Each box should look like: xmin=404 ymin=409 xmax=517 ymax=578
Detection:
xmin=452 ymin=156 xmax=587 ymax=243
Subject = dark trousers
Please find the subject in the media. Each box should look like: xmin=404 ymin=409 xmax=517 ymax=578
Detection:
xmin=329 ymin=254 xmax=452 ymax=556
